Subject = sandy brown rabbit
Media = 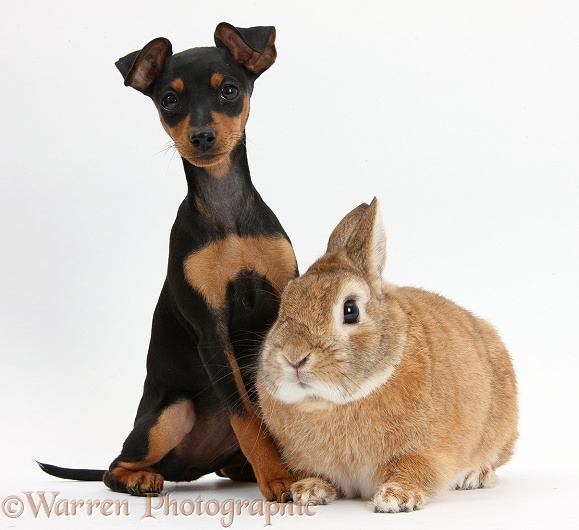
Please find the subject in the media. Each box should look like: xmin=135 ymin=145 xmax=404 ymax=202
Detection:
xmin=257 ymin=198 xmax=518 ymax=512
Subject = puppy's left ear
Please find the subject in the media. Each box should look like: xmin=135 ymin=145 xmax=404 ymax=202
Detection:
xmin=214 ymin=22 xmax=276 ymax=77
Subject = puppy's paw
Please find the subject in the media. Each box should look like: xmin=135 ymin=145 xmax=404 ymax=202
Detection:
xmin=291 ymin=477 xmax=337 ymax=505
xmin=260 ymin=475 xmax=294 ymax=503
xmin=373 ymin=482 xmax=426 ymax=513
xmin=104 ymin=468 xmax=164 ymax=496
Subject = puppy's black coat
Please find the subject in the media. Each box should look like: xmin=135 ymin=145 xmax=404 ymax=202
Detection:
xmin=38 ymin=23 xmax=298 ymax=501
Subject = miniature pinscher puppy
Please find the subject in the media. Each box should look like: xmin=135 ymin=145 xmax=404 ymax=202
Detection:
xmin=38 ymin=22 xmax=298 ymax=502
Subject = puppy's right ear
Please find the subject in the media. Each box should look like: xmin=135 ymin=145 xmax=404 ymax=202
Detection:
xmin=115 ymin=38 xmax=172 ymax=96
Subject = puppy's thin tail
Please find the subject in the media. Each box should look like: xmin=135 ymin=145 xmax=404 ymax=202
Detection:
xmin=36 ymin=460 xmax=106 ymax=481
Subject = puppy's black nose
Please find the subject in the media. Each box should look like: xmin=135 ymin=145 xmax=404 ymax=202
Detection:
xmin=189 ymin=128 xmax=217 ymax=151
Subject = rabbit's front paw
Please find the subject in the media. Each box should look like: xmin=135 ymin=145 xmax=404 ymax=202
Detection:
xmin=454 ymin=467 xmax=497 ymax=490
xmin=373 ymin=482 xmax=426 ymax=513
xmin=291 ymin=477 xmax=337 ymax=505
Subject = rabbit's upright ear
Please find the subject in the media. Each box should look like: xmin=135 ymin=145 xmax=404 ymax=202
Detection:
xmin=327 ymin=198 xmax=386 ymax=291
xmin=327 ymin=202 xmax=370 ymax=253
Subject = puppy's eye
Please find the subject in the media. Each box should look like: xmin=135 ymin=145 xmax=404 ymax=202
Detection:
xmin=343 ymin=300 xmax=359 ymax=324
xmin=221 ymin=84 xmax=239 ymax=101
xmin=161 ymin=93 xmax=178 ymax=111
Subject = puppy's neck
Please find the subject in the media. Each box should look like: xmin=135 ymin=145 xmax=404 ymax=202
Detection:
xmin=183 ymin=144 xmax=255 ymax=232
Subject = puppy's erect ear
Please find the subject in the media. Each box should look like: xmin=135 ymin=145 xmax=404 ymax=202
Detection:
xmin=328 ymin=198 xmax=386 ymax=291
xmin=214 ymin=22 xmax=276 ymax=77
xmin=115 ymin=38 xmax=172 ymax=96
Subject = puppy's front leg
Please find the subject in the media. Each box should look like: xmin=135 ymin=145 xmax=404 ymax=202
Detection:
xmin=229 ymin=409 xmax=294 ymax=502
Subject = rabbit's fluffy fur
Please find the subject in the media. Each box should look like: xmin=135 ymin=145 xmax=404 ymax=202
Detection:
xmin=257 ymin=198 xmax=518 ymax=512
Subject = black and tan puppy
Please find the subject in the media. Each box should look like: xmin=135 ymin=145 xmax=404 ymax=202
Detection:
xmin=38 ymin=22 xmax=298 ymax=501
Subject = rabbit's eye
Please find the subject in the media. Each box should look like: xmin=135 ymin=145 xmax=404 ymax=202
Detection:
xmin=343 ymin=300 xmax=360 ymax=324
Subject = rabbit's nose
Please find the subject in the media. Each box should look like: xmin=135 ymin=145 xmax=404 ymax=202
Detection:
xmin=294 ymin=356 xmax=309 ymax=370
xmin=284 ymin=354 xmax=311 ymax=386
xmin=284 ymin=354 xmax=310 ymax=370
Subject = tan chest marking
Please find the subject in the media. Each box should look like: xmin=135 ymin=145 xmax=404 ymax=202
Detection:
xmin=183 ymin=235 xmax=296 ymax=309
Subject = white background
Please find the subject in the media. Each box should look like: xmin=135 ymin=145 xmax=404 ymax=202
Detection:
xmin=1 ymin=1 xmax=578 ymax=528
